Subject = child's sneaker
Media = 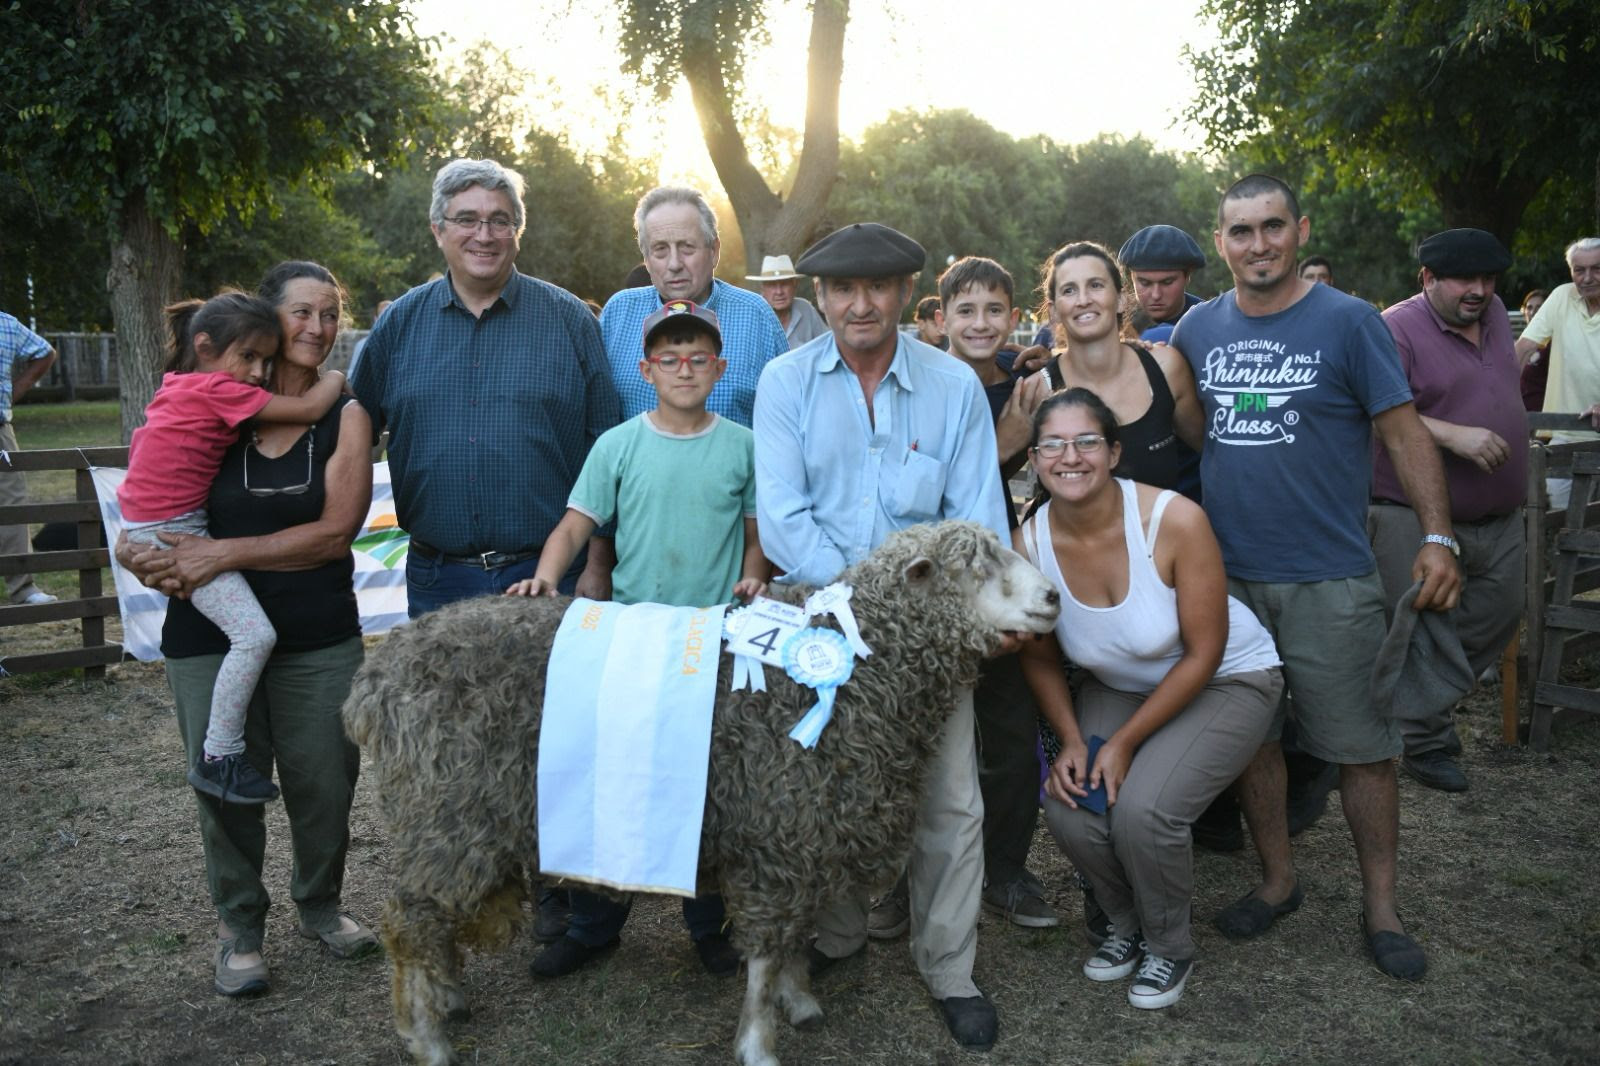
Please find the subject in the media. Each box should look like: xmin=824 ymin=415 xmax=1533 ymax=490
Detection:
xmin=188 ymin=753 xmax=280 ymax=805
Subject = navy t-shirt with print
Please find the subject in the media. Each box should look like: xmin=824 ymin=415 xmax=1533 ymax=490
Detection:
xmin=1171 ymin=284 xmax=1412 ymax=583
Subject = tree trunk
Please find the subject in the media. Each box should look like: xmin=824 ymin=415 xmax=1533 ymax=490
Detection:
xmin=107 ymin=196 xmax=182 ymax=443
xmin=683 ymin=0 xmax=848 ymax=272
xmin=1431 ymin=162 xmax=1545 ymax=251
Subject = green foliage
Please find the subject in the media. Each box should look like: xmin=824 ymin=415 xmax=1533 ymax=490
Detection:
xmin=619 ymin=0 xmax=772 ymax=102
xmin=0 ymin=173 xmax=110 ymax=330
xmin=1186 ymin=0 xmax=1600 ymax=240
xmin=0 ymin=0 xmax=438 ymax=239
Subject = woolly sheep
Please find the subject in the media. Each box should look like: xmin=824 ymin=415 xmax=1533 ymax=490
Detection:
xmin=343 ymin=520 xmax=1061 ymax=1066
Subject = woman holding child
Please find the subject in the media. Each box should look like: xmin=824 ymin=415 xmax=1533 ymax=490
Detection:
xmin=1015 ymin=388 xmax=1282 ymax=1009
xmin=121 ymin=261 xmax=377 ymax=996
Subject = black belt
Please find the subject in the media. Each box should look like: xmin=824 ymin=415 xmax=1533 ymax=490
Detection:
xmin=409 ymin=538 xmax=541 ymax=570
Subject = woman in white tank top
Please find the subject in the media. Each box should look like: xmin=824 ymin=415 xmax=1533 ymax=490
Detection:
xmin=1013 ymin=388 xmax=1283 ymax=1010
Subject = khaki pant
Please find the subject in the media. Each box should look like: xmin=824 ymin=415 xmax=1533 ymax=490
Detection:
xmin=814 ymin=687 xmax=984 ymax=999
xmin=0 ymin=422 xmax=43 ymax=602
xmin=1044 ymin=669 xmax=1281 ymax=959
xmin=1366 ymin=504 xmax=1524 ymax=754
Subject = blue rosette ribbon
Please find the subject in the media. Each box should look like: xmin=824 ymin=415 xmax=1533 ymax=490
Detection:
xmin=783 ymin=627 xmax=855 ymax=748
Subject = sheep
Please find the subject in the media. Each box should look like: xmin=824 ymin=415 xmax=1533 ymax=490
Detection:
xmin=343 ymin=520 xmax=1061 ymax=1066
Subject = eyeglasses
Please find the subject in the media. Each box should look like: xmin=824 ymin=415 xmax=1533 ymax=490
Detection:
xmin=441 ymin=214 xmax=516 ymax=237
xmin=1032 ymin=434 xmax=1106 ymax=458
xmin=244 ymin=433 xmax=314 ymax=496
xmin=647 ymin=353 xmax=717 ymax=371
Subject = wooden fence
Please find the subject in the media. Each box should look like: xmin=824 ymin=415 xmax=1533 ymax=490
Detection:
xmin=0 ymin=446 xmax=129 ymax=678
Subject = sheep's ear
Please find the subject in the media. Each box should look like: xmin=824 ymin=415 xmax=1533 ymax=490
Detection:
xmin=904 ymin=556 xmax=935 ymax=584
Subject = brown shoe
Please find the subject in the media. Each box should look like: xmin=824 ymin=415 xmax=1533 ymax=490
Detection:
xmin=214 ymin=937 xmax=269 ymax=997
xmin=298 ymin=912 xmax=380 ymax=959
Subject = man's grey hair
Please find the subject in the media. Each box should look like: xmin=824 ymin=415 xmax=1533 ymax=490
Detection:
xmin=634 ymin=186 xmax=718 ymax=255
xmin=430 ymin=159 xmax=526 ymax=235
xmin=1566 ymin=237 xmax=1600 ymax=268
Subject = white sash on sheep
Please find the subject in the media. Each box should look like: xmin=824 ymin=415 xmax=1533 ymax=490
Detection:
xmin=537 ymin=598 xmax=726 ymax=897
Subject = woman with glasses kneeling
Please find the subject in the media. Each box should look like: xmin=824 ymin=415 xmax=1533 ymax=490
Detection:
xmin=121 ymin=261 xmax=378 ymax=996
xmin=1014 ymin=388 xmax=1282 ymax=1009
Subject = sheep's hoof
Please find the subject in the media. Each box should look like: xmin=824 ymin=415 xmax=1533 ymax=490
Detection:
xmin=443 ymin=985 xmax=470 ymax=1023
xmin=779 ymin=993 xmax=823 ymax=1030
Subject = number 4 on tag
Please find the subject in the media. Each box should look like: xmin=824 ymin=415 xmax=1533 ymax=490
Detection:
xmin=726 ymin=595 xmax=807 ymax=667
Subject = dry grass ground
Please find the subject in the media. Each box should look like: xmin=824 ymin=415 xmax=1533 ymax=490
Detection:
xmin=2 ymin=645 xmax=1597 ymax=1066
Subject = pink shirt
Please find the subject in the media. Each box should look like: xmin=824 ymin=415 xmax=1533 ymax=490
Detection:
xmin=1372 ymin=292 xmax=1527 ymax=521
xmin=118 ymin=372 xmax=273 ymax=522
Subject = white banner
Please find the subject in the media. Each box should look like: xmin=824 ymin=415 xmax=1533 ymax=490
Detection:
xmin=90 ymin=461 xmax=411 ymax=661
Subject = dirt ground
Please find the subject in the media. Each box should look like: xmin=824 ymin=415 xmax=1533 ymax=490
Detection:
xmin=2 ymin=632 xmax=1598 ymax=1066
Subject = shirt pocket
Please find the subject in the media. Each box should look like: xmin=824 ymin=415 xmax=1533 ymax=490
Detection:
xmin=884 ymin=447 xmax=947 ymax=520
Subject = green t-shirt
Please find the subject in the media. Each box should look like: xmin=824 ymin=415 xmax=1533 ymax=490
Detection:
xmin=569 ymin=412 xmax=755 ymax=607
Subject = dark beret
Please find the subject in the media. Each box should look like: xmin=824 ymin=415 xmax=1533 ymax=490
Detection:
xmin=1417 ymin=228 xmax=1511 ymax=276
xmin=1117 ymin=225 xmax=1206 ymax=271
xmin=795 ymin=223 xmax=926 ymax=278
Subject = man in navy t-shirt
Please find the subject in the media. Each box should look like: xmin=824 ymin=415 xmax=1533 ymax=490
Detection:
xmin=1171 ymin=174 xmax=1460 ymax=983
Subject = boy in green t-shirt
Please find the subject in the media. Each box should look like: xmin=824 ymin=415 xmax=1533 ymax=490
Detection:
xmin=510 ymin=299 xmax=769 ymax=979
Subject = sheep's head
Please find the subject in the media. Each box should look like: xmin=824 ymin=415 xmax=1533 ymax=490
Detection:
xmin=860 ymin=521 xmax=1059 ymax=654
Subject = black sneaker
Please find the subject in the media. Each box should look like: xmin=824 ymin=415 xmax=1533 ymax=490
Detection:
xmin=1082 ymin=925 xmax=1145 ymax=981
xmin=529 ymin=935 xmax=620 ymax=979
xmin=188 ymin=754 xmax=279 ymax=805
xmin=1128 ymin=952 xmax=1192 ymax=1009
xmin=1401 ymin=751 xmax=1468 ymax=793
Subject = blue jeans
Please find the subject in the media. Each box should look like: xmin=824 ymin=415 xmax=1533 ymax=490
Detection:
xmin=566 ymin=888 xmax=727 ymax=946
xmin=406 ymin=551 xmax=580 ymax=618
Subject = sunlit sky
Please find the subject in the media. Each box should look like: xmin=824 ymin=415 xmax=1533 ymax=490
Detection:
xmin=409 ymin=0 xmax=1215 ymax=187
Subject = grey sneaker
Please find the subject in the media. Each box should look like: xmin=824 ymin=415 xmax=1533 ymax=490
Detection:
xmin=214 ymin=937 xmax=269 ymax=997
xmin=1082 ymin=926 xmax=1145 ymax=982
xmin=298 ymin=912 xmax=379 ymax=959
xmin=1128 ymin=952 xmax=1192 ymax=1009
xmin=867 ymin=883 xmax=910 ymax=940
xmin=982 ymin=876 xmax=1060 ymax=928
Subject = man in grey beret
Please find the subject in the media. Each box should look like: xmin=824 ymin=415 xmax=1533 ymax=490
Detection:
xmin=1118 ymin=224 xmax=1207 ymax=332
xmin=753 ymin=222 xmax=1008 ymax=1051
xmin=1370 ymin=228 xmax=1525 ymax=792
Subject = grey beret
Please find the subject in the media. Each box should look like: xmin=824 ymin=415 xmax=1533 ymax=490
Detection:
xmin=795 ymin=223 xmax=926 ymax=278
xmin=1417 ymin=228 xmax=1511 ymax=276
xmin=1117 ymin=225 xmax=1206 ymax=271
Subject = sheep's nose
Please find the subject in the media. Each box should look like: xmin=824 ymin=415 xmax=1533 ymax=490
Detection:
xmin=1043 ymin=588 xmax=1060 ymax=606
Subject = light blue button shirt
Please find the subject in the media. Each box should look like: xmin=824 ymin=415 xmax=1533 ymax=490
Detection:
xmin=754 ymin=332 xmax=1008 ymax=586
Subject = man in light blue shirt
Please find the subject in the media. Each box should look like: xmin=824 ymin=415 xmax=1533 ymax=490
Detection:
xmin=753 ymin=222 xmax=1006 ymax=1052
xmin=1 ymin=311 xmax=59 ymax=605
xmin=600 ymin=186 xmax=788 ymax=427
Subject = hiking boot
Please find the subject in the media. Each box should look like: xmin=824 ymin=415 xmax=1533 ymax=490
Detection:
xmin=1128 ymin=952 xmax=1192 ymax=1009
xmin=213 ymin=937 xmax=269 ymax=997
xmin=867 ymin=882 xmax=909 ymax=940
xmin=188 ymin=753 xmax=279 ymax=805
xmin=1401 ymin=751 xmax=1468 ymax=793
xmin=1082 ymin=926 xmax=1145 ymax=982
xmin=982 ymin=875 xmax=1059 ymax=929
xmin=298 ymin=913 xmax=379 ymax=959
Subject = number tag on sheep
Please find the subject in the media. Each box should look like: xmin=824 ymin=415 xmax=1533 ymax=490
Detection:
xmin=726 ymin=583 xmax=874 ymax=746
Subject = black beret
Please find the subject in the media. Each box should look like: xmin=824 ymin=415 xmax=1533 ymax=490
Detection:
xmin=795 ymin=222 xmax=926 ymax=278
xmin=1417 ymin=228 xmax=1510 ymax=276
xmin=1117 ymin=225 xmax=1206 ymax=271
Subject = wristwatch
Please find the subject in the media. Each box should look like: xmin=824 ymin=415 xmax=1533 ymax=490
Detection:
xmin=1421 ymin=533 xmax=1460 ymax=557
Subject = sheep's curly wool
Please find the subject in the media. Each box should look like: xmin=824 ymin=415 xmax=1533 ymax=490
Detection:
xmin=344 ymin=520 xmax=1034 ymax=1065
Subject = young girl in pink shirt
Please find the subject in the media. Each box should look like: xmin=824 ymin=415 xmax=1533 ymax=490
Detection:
xmin=119 ymin=292 xmax=345 ymax=805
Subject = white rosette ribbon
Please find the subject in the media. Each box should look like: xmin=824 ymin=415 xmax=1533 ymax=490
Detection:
xmin=804 ymin=583 xmax=872 ymax=660
xmin=782 ymin=627 xmax=855 ymax=748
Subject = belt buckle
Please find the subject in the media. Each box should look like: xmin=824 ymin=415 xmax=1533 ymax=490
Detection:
xmin=477 ymin=550 xmax=502 ymax=570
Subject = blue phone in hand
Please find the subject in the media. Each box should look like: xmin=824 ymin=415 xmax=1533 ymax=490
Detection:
xmin=1078 ymin=735 xmax=1109 ymax=815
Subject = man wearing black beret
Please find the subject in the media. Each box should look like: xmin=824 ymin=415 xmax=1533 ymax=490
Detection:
xmin=1118 ymin=224 xmax=1207 ymax=331
xmin=753 ymin=222 xmax=1008 ymax=1051
xmin=1370 ymin=228 xmax=1525 ymax=792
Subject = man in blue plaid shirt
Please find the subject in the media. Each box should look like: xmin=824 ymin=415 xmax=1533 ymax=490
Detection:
xmin=351 ymin=159 xmax=621 ymax=618
xmin=1 ymin=310 xmax=59 ymax=605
